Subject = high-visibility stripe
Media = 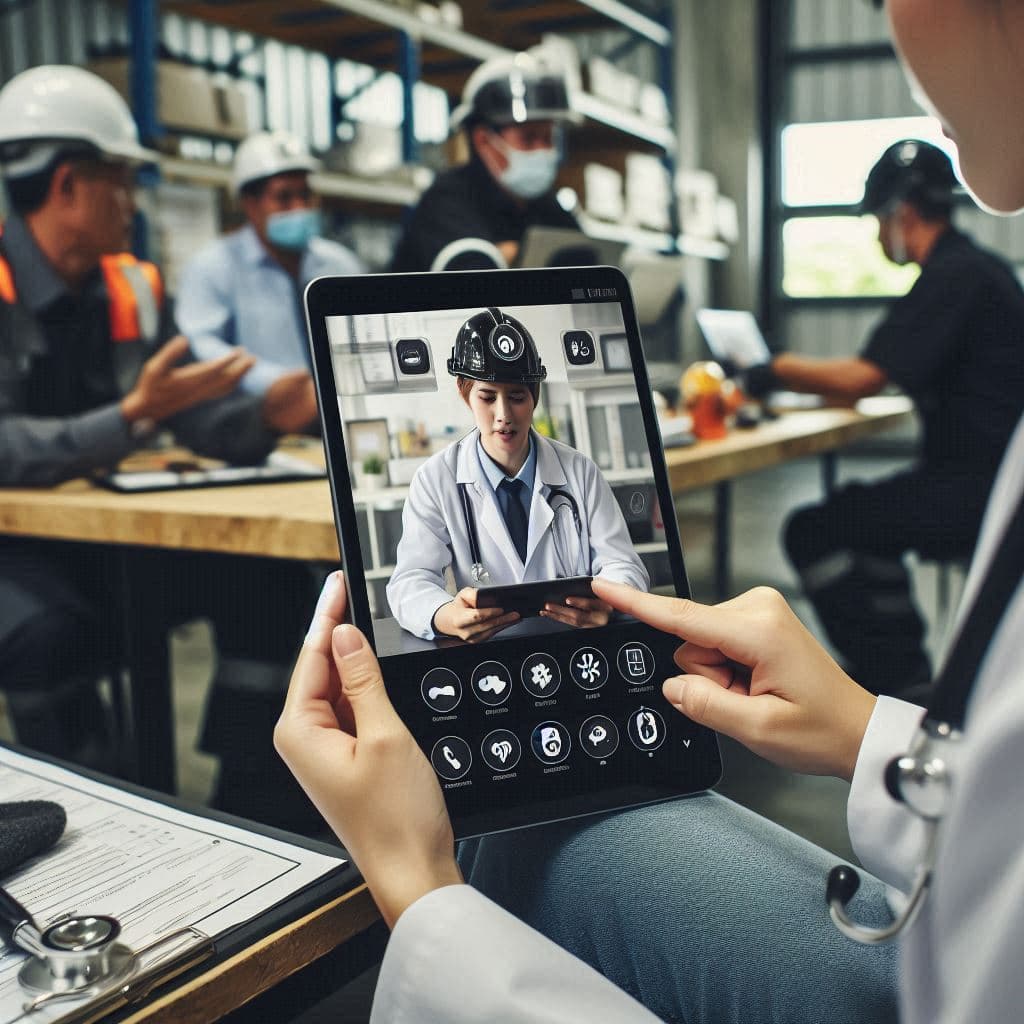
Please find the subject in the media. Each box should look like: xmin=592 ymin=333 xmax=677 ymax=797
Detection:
xmin=0 ymin=249 xmax=161 ymax=341
xmin=0 ymin=255 xmax=14 ymax=305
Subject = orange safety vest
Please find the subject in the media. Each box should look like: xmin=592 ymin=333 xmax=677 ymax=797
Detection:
xmin=0 ymin=248 xmax=163 ymax=342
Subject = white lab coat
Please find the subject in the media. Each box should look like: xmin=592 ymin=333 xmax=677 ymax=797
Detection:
xmin=371 ymin=414 xmax=1024 ymax=1023
xmin=386 ymin=430 xmax=650 ymax=638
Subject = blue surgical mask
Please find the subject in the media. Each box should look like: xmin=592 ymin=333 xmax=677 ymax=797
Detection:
xmin=265 ymin=208 xmax=321 ymax=250
xmin=491 ymin=135 xmax=560 ymax=200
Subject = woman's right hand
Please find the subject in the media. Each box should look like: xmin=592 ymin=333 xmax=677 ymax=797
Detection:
xmin=592 ymin=579 xmax=877 ymax=781
xmin=433 ymin=588 xmax=520 ymax=642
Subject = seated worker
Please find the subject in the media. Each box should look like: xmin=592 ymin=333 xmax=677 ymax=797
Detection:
xmin=0 ymin=66 xmax=320 ymax=829
xmin=386 ymin=308 xmax=648 ymax=641
xmin=175 ymin=129 xmax=363 ymax=428
xmin=738 ymin=140 xmax=1024 ymax=696
xmin=389 ymin=50 xmax=581 ymax=273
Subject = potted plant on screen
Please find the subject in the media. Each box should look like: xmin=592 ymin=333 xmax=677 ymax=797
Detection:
xmin=358 ymin=455 xmax=387 ymax=491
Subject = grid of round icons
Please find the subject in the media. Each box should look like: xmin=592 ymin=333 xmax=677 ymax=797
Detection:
xmin=617 ymin=642 xmax=655 ymax=685
xmin=480 ymin=729 xmax=522 ymax=772
xmin=569 ymin=646 xmax=608 ymax=690
xmin=421 ymin=667 xmax=462 ymax=713
xmin=626 ymin=706 xmax=666 ymax=751
xmin=579 ymin=715 xmax=620 ymax=759
xmin=430 ymin=736 xmax=472 ymax=781
xmin=471 ymin=660 xmax=512 ymax=706
xmin=530 ymin=721 xmax=571 ymax=765
xmin=521 ymin=652 xmax=561 ymax=698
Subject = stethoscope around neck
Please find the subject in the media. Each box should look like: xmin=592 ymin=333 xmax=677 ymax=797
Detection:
xmin=457 ymin=475 xmax=583 ymax=583
xmin=0 ymin=885 xmax=205 ymax=1013
xmin=827 ymin=494 xmax=1024 ymax=944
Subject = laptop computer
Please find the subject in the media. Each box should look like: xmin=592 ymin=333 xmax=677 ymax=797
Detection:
xmin=695 ymin=308 xmax=823 ymax=409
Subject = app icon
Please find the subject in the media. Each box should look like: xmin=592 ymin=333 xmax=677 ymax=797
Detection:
xmin=562 ymin=330 xmax=596 ymax=366
xmin=521 ymin=653 xmax=561 ymax=698
xmin=421 ymin=667 xmax=462 ymax=712
xmin=471 ymin=661 xmax=512 ymax=706
xmin=569 ymin=647 xmax=608 ymax=690
xmin=481 ymin=729 xmax=522 ymax=772
xmin=530 ymin=721 xmax=570 ymax=765
xmin=430 ymin=736 xmax=472 ymax=780
xmin=626 ymin=706 xmax=666 ymax=752
xmin=579 ymin=715 xmax=619 ymax=760
xmin=395 ymin=338 xmax=430 ymax=375
xmin=616 ymin=642 xmax=654 ymax=684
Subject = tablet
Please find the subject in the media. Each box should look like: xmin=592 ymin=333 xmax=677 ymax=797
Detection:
xmin=305 ymin=267 xmax=721 ymax=838
xmin=96 ymin=451 xmax=326 ymax=493
xmin=476 ymin=576 xmax=595 ymax=618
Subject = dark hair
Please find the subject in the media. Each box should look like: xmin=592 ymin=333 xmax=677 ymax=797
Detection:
xmin=2 ymin=145 xmax=100 ymax=215
xmin=239 ymin=176 xmax=270 ymax=200
xmin=904 ymin=193 xmax=953 ymax=223
xmin=457 ymin=375 xmax=540 ymax=406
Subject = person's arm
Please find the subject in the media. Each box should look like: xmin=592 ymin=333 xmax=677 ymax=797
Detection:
xmin=275 ymin=573 xmax=658 ymax=1024
xmin=768 ymin=353 xmax=888 ymax=402
xmin=175 ymin=245 xmax=293 ymax=396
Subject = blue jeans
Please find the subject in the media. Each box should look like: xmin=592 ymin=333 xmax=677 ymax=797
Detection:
xmin=458 ymin=794 xmax=898 ymax=1023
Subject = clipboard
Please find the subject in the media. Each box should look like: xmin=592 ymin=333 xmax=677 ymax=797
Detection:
xmin=0 ymin=743 xmax=361 ymax=1024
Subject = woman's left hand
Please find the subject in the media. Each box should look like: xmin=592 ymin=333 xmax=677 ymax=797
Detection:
xmin=541 ymin=595 xmax=613 ymax=628
xmin=275 ymin=571 xmax=462 ymax=928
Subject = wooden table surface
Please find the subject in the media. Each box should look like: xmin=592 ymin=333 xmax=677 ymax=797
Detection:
xmin=0 ymin=397 xmax=914 ymax=561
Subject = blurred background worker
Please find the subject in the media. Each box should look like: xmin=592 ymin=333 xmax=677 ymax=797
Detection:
xmin=737 ymin=140 xmax=1024 ymax=696
xmin=175 ymin=129 xmax=363 ymax=433
xmin=0 ymin=66 xmax=320 ymax=829
xmin=389 ymin=50 xmax=580 ymax=273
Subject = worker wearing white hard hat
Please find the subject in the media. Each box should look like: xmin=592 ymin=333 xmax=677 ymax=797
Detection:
xmin=176 ymin=129 xmax=362 ymax=415
xmin=0 ymin=67 xmax=324 ymax=830
xmin=390 ymin=49 xmax=581 ymax=273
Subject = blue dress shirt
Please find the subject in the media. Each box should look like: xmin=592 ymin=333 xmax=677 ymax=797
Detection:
xmin=175 ymin=223 xmax=363 ymax=395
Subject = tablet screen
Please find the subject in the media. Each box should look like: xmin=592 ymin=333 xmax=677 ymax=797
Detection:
xmin=305 ymin=267 xmax=720 ymax=838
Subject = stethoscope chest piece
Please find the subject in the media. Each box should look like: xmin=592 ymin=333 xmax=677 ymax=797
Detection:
xmin=17 ymin=913 xmax=135 ymax=996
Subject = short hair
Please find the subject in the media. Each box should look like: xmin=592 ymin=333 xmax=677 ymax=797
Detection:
xmin=2 ymin=145 xmax=100 ymax=215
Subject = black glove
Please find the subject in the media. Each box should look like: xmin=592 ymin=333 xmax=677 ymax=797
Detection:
xmin=740 ymin=361 xmax=781 ymax=400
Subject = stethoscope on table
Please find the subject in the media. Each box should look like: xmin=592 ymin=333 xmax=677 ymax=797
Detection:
xmin=457 ymin=479 xmax=584 ymax=583
xmin=0 ymin=886 xmax=208 ymax=1014
xmin=827 ymin=492 xmax=1024 ymax=944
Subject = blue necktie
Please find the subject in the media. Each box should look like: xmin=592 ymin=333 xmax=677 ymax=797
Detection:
xmin=499 ymin=478 xmax=529 ymax=563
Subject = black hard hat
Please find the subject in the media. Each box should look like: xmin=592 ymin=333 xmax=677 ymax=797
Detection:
xmin=860 ymin=139 xmax=958 ymax=215
xmin=448 ymin=308 xmax=547 ymax=384
xmin=449 ymin=53 xmax=576 ymax=133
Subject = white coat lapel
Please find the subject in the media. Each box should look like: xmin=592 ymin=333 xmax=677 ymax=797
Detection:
xmin=525 ymin=435 xmax=569 ymax=568
xmin=457 ymin=430 xmax=521 ymax=574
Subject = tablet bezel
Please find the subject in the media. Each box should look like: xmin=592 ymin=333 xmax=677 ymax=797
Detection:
xmin=305 ymin=267 xmax=720 ymax=838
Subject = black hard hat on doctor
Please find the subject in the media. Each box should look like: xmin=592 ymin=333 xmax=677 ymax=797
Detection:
xmin=859 ymin=139 xmax=959 ymax=215
xmin=448 ymin=308 xmax=547 ymax=384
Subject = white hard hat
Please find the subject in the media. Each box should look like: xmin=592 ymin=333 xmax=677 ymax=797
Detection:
xmin=449 ymin=51 xmax=578 ymax=134
xmin=232 ymin=131 xmax=321 ymax=195
xmin=0 ymin=65 xmax=156 ymax=178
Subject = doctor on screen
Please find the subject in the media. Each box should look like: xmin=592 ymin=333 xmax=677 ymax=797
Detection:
xmin=386 ymin=308 xmax=649 ymax=642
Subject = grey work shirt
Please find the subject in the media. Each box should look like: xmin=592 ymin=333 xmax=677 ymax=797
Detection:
xmin=0 ymin=214 xmax=277 ymax=486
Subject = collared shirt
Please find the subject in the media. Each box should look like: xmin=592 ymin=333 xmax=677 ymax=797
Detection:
xmin=175 ymin=223 xmax=363 ymax=395
xmin=476 ymin=432 xmax=536 ymax=525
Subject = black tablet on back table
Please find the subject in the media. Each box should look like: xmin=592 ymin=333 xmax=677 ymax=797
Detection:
xmin=305 ymin=267 xmax=720 ymax=838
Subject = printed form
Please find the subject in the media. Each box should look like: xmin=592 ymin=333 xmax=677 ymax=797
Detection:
xmin=0 ymin=746 xmax=347 ymax=1023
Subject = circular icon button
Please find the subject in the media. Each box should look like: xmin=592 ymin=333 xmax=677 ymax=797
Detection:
xmin=421 ymin=667 xmax=462 ymax=713
xmin=617 ymin=642 xmax=655 ymax=684
xmin=579 ymin=715 xmax=619 ymax=760
xmin=480 ymin=729 xmax=522 ymax=773
xmin=530 ymin=721 xmax=571 ymax=765
xmin=569 ymin=646 xmax=608 ymax=691
xmin=471 ymin=660 xmax=512 ymax=706
xmin=521 ymin=652 xmax=561 ymax=698
xmin=626 ymin=706 xmax=666 ymax=752
xmin=430 ymin=736 xmax=472 ymax=781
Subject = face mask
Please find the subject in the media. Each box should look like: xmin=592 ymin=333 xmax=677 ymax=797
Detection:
xmin=490 ymin=134 xmax=560 ymax=200
xmin=265 ymin=208 xmax=320 ymax=250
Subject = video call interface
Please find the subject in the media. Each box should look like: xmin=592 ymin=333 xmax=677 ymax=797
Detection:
xmin=325 ymin=299 xmax=675 ymax=661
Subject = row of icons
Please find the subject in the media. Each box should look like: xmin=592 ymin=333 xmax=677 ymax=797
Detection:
xmin=421 ymin=643 xmax=656 ymax=713
xmin=430 ymin=707 xmax=667 ymax=781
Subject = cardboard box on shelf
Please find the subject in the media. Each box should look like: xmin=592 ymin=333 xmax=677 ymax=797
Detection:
xmin=325 ymin=122 xmax=404 ymax=177
xmin=676 ymin=169 xmax=720 ymax=239
xmin=88 ymin=58 xmax=251 ymax=141
xmin=624 ymin=152 xmax=672 ymax=232
xmin=584 ymin=57 xmax=640 ymax=111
